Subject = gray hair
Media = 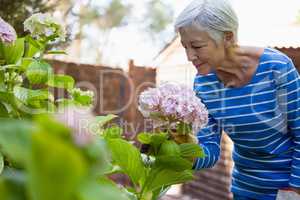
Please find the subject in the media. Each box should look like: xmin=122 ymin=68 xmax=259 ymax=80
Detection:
xmin=175 ymin=0 xmax=239 ymax=43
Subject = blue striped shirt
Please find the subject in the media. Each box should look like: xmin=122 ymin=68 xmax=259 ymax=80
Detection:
xmin=193 ymin=48 xmax=300 ymax=199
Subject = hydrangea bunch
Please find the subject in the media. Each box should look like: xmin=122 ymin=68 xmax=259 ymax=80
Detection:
xmin=0 ymin=17 xmax=16 ymax=43
xmin=24 ymin=13 xmax=66 ymax=42
xmin=138 ymin=82 xmax=208 ymax=135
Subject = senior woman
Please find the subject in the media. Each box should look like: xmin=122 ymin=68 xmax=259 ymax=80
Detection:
xmin=174 ymin=0 xmax=300 ymax=199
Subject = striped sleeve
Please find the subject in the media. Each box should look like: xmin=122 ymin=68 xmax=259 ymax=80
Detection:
xmin=276 ymin=59 xmax=300 ymax=188
xmin=193 ymin=114 xmax=222 ymax=169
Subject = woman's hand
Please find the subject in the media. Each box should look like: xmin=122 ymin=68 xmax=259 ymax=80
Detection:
xmin=290 ymin=187 xmax=300 ymax=195
xmin=169 ymin=132 xmax=199 ymax=164
xmin=170 ymin=131 xmax=198 ymax=144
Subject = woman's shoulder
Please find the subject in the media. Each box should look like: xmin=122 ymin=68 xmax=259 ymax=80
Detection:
xmin=257 ymin=47 xmax=292 ymax=73
xmin=261 ymin=48 xmax=291 ymax=65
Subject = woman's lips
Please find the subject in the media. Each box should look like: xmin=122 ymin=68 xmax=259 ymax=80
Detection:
xmin=195 ymin=62 xmax=206 ymax=68
xmin=194 ymin=63 xmax=212 ymax=75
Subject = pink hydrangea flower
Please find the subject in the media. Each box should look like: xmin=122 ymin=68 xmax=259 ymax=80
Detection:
xmin=0 ymin=17 xmax=17 ymax=43
xmin=138 ymin=82 xmax=208 ymax=134
xmin=138 ymin=87 xmax=161 ymax=117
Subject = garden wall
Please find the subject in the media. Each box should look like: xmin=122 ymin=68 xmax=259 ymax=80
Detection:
xmin=50 ymin=59 xmax=156 ymax=139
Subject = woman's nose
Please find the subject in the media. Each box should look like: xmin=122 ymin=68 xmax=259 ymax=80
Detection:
xmin=186 ymin=48 xmax=198 ymax=62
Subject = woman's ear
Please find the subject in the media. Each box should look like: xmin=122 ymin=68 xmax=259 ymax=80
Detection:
xmin=223 ymin=31 xmax=235 ymax=48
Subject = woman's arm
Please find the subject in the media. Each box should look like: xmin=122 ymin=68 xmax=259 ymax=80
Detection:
xmin=193 ymin=114 xmax=222 ymax=169
xmin=276 ymin=59 xmax=300 ymax=190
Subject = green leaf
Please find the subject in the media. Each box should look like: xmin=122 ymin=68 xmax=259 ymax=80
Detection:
xmin=0 ymin=91 xmax=15 ymax=103
xmin=150 ymin=133 xmax=168 ymax=146
xmin=158 ymin=140 xmax=180 ymax=156
xmin=47 ymin=74 xmax=74 ymax=90
xmin=74 ymin=95 xmax=93 ymax=106
xmin=0 ymin=92 xmax=18 ymax=114
xmin=38 ymin=101 xmax=57 ymax=113
xmin=69 ymin=88 xmax=94 ymax=106
xmin=56 ymin=98 xmax=75 ymax=107
xmin=0 ymin=153 xmax=3 ymax=175
xmin=144 ymin=167 xmax=193 ymax=192
xmin=0 ymin=168 xmax=27 ymax=200
xmin=24 ymin=100 xmax=57 ymax=114
xmin=83 ymin=138 xmax=111 ymax=175
xmin=95 ymin=114 xmax=118 ymax=127
xmin=27 ymin=99 xmax=42 ymax=108
xmin=25 ymin=43 xmax=41 ymax=57
xmin=25 ymin=35 xmax=42 ymax=51
xmin=151 ymin=186 xmax=170 ymax=200
xmin=13 ymin=86 xmax=54 ymax=104
xmin=179 ymin=143 xmax=205 ymax=158
xmin=0 ymin=38 xmax=25 ymax=64
xmin=106 ymin=138 xmax=146 ymax=185
xmin=149 ymin=132 xmax=168 ymax=154
xmin=25 ymin=60 xmax=53 ymax=84
xmin=34 ymin=114 xmax=71 ymax=137
xmin=124 ymin=186 xmax=137 ymax=195
xmin=1 ymin=64 xmax=21 ymax=70
xmin=176 ymin=122 xmax=192 ymax=135
xmin=25 ymin=40 xmax=40 ymax=58
xmin=21 ymin=57 xmax=35 ymax=71
xmin=28 ymin=132 xmax=88 ymax=200
xmin=137 ymin=133 xmax=152 ymax=144
xmin=102 ymin=126 xmax=122 ymax=139
xmin=104 ymin=164 xmax=123 ymax=175
xmin=0 ymin=70 xmax=5 ymax=90
xmin=0 ymin=102 xmax=9 ymax=117
xmin=78 ymin=178 xmax=130 ymax=200
xmin=0 ymin=119 xmax=34 ymax=166
xmin=122 ymin=188 xmax=138 ymax=200
xmin=46 ymin=50 xmax=67 ymax=55
xmin=155 ymin=155 xmax=193 ymax=171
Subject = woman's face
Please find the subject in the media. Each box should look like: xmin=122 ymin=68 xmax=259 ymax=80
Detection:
xmin=179 ymin=25 xmax=226 ymax=75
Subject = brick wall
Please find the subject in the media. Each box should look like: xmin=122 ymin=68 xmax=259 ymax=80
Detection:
xmin=124 ymin=60 xmax=157 ymax=137
xmin=49 ymin=59 xmax=156 ymax=137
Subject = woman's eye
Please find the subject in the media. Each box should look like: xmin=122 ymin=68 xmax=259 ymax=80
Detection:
xmin=193 ymin=46 xmax=204 ymax=49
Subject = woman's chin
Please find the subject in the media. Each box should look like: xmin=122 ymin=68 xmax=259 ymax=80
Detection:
xmin=197 ymin=65 xmax=212 ymax=75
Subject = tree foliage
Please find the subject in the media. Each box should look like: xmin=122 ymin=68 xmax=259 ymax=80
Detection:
xmin=144 ymin=0 xmax=174 ymax=33
xmin=0 ymin=0 xmax=56 ymax=36
xmin=296 ymin=10 xmax=300 ymax=24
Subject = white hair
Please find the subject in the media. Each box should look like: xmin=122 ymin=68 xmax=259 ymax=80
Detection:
xmin=175 ymin=0 xmax=239 ymax=43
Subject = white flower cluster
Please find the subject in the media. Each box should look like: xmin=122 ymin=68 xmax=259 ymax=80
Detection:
xmin=70 ymin=88 xmax=94 ymax=98
xmin=24 ymin=13 xmax=66 ymax=42
xmin=4 ymin=72 xmax=23 ymax=85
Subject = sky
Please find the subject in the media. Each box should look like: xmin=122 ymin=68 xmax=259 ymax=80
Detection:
xmin=231 ymin=0 xmax=300 ymax=46
xmin=63 ymin=0 xmax=300 ymax=68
